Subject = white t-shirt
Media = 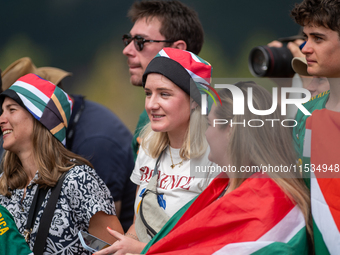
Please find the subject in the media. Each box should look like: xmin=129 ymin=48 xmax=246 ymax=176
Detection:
xmin=130 ymin=146 xmax=217 ymax=218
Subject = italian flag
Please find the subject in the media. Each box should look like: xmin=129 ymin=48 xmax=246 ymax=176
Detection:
xmin=303 ymin=109 xmax=340 ymax=254
xmin=142 ymin=173 xmax=308 ymax=255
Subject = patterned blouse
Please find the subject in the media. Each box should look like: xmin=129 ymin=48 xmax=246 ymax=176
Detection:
xmin=0 ymin=164 xmax=116 ymax=255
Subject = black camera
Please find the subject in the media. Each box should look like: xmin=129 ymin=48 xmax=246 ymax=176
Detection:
xmin=248 ymin=35 xmax=304 ymax=78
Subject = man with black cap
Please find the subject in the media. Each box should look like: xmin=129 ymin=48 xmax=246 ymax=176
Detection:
xmin=1 ymin=57 xmax=136 ymax=232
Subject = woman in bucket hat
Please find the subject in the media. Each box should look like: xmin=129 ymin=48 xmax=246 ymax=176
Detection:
xmin=94 ymin=48 xmax=217 ymax=255
xmin=0 ymin=73 xmax=123 ymax=254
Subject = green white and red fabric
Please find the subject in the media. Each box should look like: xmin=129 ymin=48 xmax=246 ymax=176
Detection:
xmin=154 ymin=48 xmax=216 ymax=112
xmin=7 ymin=73 xmax=72 ymax=146
xmin=156 ymin=48 xmax=212 ymax=87
xmin=303 ymin=109 xmax=340 ymax=254
xmin=142 ymin=173 xmax=309 ymax=255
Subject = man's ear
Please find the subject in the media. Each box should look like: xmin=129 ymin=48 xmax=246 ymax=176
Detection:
xmin=172 ymin=40 xmax=187 ymax=51
xmin=190 ymin=100 xmax=199 ymax=110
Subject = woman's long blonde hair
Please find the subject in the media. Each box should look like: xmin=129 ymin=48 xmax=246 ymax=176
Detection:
xmin=141 ymin=105 xmax=208 ymax=160
xmin=214 ymin=81 xmax=312 ymax=238
xmin=0 ymin=119 xmax=92 ymax=196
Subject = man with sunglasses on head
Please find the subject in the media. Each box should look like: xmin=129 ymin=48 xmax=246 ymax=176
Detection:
xmin=122 ymin=0 xmax=204 ymax=161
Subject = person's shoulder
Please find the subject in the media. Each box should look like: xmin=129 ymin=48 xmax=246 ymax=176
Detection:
xmin=84 ymin=99 xmax=122 ymax=120
xmin=74 ymin=98 xmax=132 ymax=141
xmin=84 ymin=99 xmax=111 ymax=111
xmin=133 ymin=145 xmax=157 ymax=174
xmin=64 ymin=164 xmax=110 ymax=192
xmin=61 ymin=164 xmax=114 ymax=210
xmin=302 ymin=90 xmax=329 ymax=112
xmin=295 ymin=90 xmax=329 ymax=130
xmin=135 ymin=145 xmax=151 ymax=164
xmin=68 ymin=163 xmax=93 ymax=171
xmin=65 ymin=164 xmax=95 ymax=180
xmin=0 ymin=204 xmax=16 ymax=227
xmin=0 ymin=204 xmax=11 ymax=216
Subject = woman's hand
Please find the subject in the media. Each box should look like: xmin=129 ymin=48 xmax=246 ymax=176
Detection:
xmin=93 ymin=227 xmax=147 ymax=255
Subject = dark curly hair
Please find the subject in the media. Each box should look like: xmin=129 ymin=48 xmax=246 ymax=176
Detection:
xmin=291 ymin=0 xmax=340 ymax=36
xmin=127 ymin=0 xmax=204 ymax=54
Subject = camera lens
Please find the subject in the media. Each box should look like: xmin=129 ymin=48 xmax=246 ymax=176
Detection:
xmin=249 ymin=47 xmax=269 ymax=77
xmin=248 ymin=46 xmax=295 ymax=77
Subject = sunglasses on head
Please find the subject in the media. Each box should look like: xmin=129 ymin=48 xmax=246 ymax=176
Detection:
xmin=122 ymin=34 xmax=175 ymax=51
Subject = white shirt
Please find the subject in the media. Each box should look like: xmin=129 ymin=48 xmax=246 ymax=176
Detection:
xmin=131 ymin=146 xmax=217 ymax=218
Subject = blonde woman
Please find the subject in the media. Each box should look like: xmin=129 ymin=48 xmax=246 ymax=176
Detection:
xmin=94 ymin=48 xmax=216 ymax=255
xmin=0 ymin=73 xmax=123 ymax=254
xmin=121 ymin=81 xmax=312 ymax=255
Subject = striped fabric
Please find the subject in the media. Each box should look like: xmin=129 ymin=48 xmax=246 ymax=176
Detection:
xmin=6 ymin=73 xmax=72 ymax=146
xmin=303 ymin=109 xmax=340 ymax=254
xmin=154 ymin=48 xmax=214 ymax=113
xmin=156 ymin=48 xmax=212 ymax=88
xmin=142 ymin=173 xmax=309 ymax=255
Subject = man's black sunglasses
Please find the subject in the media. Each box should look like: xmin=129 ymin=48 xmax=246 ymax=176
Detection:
xmin=122 ymin=34 xmax=175 ymax=51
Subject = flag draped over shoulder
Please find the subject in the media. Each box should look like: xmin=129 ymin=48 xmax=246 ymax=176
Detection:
xmin=303 ymin=109 xmax=340 ymax=254
xmin=142 ymin=173 xmax=308 ymax=255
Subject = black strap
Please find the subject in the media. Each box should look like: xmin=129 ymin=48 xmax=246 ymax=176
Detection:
xmin=152 ymin=148 xmax=166 ymax=177
xmin=33 ymin=172 xmax=67 ymax=255
xmin=139 ymin=189 xmax=159 ymax=236
xmin=66 ymin=96 xmax=85 ymax=150
xmin=25 ymin=187 xmax=48 ymax=242
xmin=139 ymin=148 xmax=166 ymax=237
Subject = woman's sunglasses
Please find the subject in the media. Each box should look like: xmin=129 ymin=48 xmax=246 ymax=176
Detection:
xmin=122 ymin=34 xmax=175 ymax=51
